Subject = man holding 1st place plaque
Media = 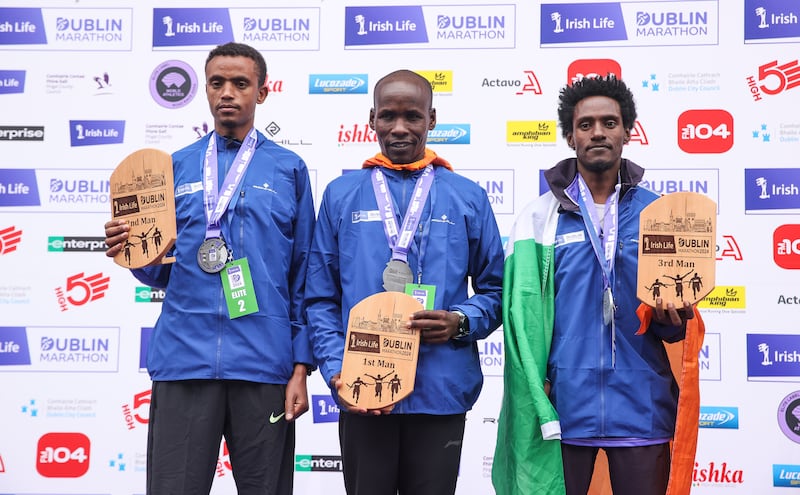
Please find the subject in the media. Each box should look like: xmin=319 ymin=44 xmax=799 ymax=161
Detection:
xmin=103 ymin=42 xmax=316 ymax=495
xmin=306 ymin=69 xmax=503 ymax=495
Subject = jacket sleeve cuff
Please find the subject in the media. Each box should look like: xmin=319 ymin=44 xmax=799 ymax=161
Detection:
xmin=541 ymin=420 xmax=562 ymax=441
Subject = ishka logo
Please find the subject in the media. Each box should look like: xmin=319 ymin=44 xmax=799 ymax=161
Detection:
xmin=693 ymin=460 xmax=744 ymax=486
xmin=337 ymin=124 xmax=377 ymax=145
xmin=0 ymin=225 xmax=22 ymax=255
xmin=54 ymin=272 xmax=111 ymax=312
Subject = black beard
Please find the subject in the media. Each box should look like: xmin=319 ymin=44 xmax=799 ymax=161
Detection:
xmin=581 ymin=159 xmax=616 ymax=173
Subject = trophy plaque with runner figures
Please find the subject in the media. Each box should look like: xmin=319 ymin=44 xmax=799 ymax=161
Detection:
xmin=110 ymin=148 xmax=176 ymax=269
xmin=637 ymin=191 xmax=716 ymax=308
xmin=339 ymin=292 xmax=423 ymax=410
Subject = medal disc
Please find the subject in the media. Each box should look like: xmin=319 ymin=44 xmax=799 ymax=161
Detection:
xmin=197 ymin=237 xmax=228 ymax=274
xmin=603 ymin=287 xmax=615 ymax=325
xmin=382 ymin=259 xmax=414 ymax=292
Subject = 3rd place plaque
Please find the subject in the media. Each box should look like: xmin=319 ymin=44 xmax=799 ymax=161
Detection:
xmin=637 ymin=191 xmax=717 ymax=308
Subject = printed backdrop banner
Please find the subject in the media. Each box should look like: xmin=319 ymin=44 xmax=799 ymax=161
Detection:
xmin=1 ymin=0 xmax=800 ymax=493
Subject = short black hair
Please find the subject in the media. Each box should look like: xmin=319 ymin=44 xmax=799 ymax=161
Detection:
xmin=205 ymin=42 xmax=267 ymax=87
xmin=373 ymin=70 xmax=433 ymax=109
xmin=557 ymin=75 xmax=637 ymax=139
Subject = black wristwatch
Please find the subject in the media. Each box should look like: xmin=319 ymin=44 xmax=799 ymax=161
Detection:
xmin=452 ymin=310 xmax=470 ymax=340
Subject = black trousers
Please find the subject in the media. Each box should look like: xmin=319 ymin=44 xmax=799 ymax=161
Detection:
xmin=146 ymin=380 xmax=294 ymax=495
xmin=562 ymin=443 xmax=671 ymax=495
xmin=338 ymin=412 xmax=466 ymax=495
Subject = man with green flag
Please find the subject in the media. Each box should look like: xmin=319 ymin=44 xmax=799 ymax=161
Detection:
xmin=493 ymin=75 xmax=696 ymax=495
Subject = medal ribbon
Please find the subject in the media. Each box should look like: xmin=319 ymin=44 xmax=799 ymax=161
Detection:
xmin=569 ymin=175 xmax=621 ymax=366
xmin=202 ymin=129 xmax=257 ymax=240
xmin=371 ymin=165 xmax=435 ymax=265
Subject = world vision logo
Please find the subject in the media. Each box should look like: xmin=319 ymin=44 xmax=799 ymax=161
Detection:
xmin=697 ymin=286 xmax=746 ymax=309
xmin=416 ymin=70 xmax=452 ymax=93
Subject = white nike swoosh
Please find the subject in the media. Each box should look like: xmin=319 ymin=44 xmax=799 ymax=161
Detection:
xmin=269 ymin=412 xmax=286 ymax=424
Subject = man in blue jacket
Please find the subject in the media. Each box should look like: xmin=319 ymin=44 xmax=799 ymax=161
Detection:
xmin=103 ymin=42 xmax=315 ymax=495
xmin=306 ymin=69 xmax=504 ymax=495
xmin=493 ymin=75 xmax=697 ymax=495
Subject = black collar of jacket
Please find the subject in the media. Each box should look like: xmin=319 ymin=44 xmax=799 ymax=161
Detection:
xmin=543 ymin=157 xmax=645 ymax=213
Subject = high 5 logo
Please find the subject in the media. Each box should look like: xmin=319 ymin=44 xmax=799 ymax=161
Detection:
xmin=121 ymin=389 xmax=150 ymax=430
xmin=747 ymin=59 xmax=800 ymax=102
xmin=55 ymin=272 xmax=111 ymax=312
xmin=678 ymin=109 xmax=733 ymax=153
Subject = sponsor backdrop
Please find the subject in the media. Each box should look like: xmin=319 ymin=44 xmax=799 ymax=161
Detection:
xmin=1 ymin=0 xmax=799 ymax=493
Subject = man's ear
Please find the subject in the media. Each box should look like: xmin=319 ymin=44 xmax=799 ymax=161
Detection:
xmin=257 ymin=84 xmax=268 ymax=104
xmin=368 ymin=108 xmax=376 ymax=130
xmin=428 ymin=108 xmax=437 ymax=130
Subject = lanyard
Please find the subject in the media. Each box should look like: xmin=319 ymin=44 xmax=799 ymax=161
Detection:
xmin=202 ymin=129 xmax=257 ymax=240
xmin=371 ymin=166 xmax=435 ymax=271
xmin=571 ymin=174 xmax=620 ymax=291
xmin=569 ymin=174 xmax=621 ymax=367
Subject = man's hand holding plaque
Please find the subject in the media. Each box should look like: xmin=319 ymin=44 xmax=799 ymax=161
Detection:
xmin=109 ymin=149 xmax=176 ymax=269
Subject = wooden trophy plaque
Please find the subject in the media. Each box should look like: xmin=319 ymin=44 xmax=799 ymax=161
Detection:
xmin=110 ymin=149 xmax=177 ymax=269
xmin=339 ymin=292 xmax=423 ymax=410
xmin=637 ymin=192 xmax=717 ymax=308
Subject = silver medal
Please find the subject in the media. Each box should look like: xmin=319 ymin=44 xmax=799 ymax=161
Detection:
xmin=197 ymin=237 xmax=228 ymax=274
xmin=602 ymin=287 xmax=615 ymax=325
xmin=382 ymin=259 xmax=414 ymax=292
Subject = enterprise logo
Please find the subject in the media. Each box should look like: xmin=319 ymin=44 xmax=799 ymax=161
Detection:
xmin=308 ymin=74 xmax=367 ymax=94
xmin=48 ymin=236 xmax=106 ymax=253
xmin=295 ymin=454 xmax=343 ymax=472
xmin=0 ymin=126 xmax=44 ymax=141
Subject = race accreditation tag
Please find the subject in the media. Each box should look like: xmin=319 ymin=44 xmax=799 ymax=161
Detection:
xmin=405 ymin=283 xmax=436 ymax=310
xmin=221 ymin=258 xmax=258 ymax=319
